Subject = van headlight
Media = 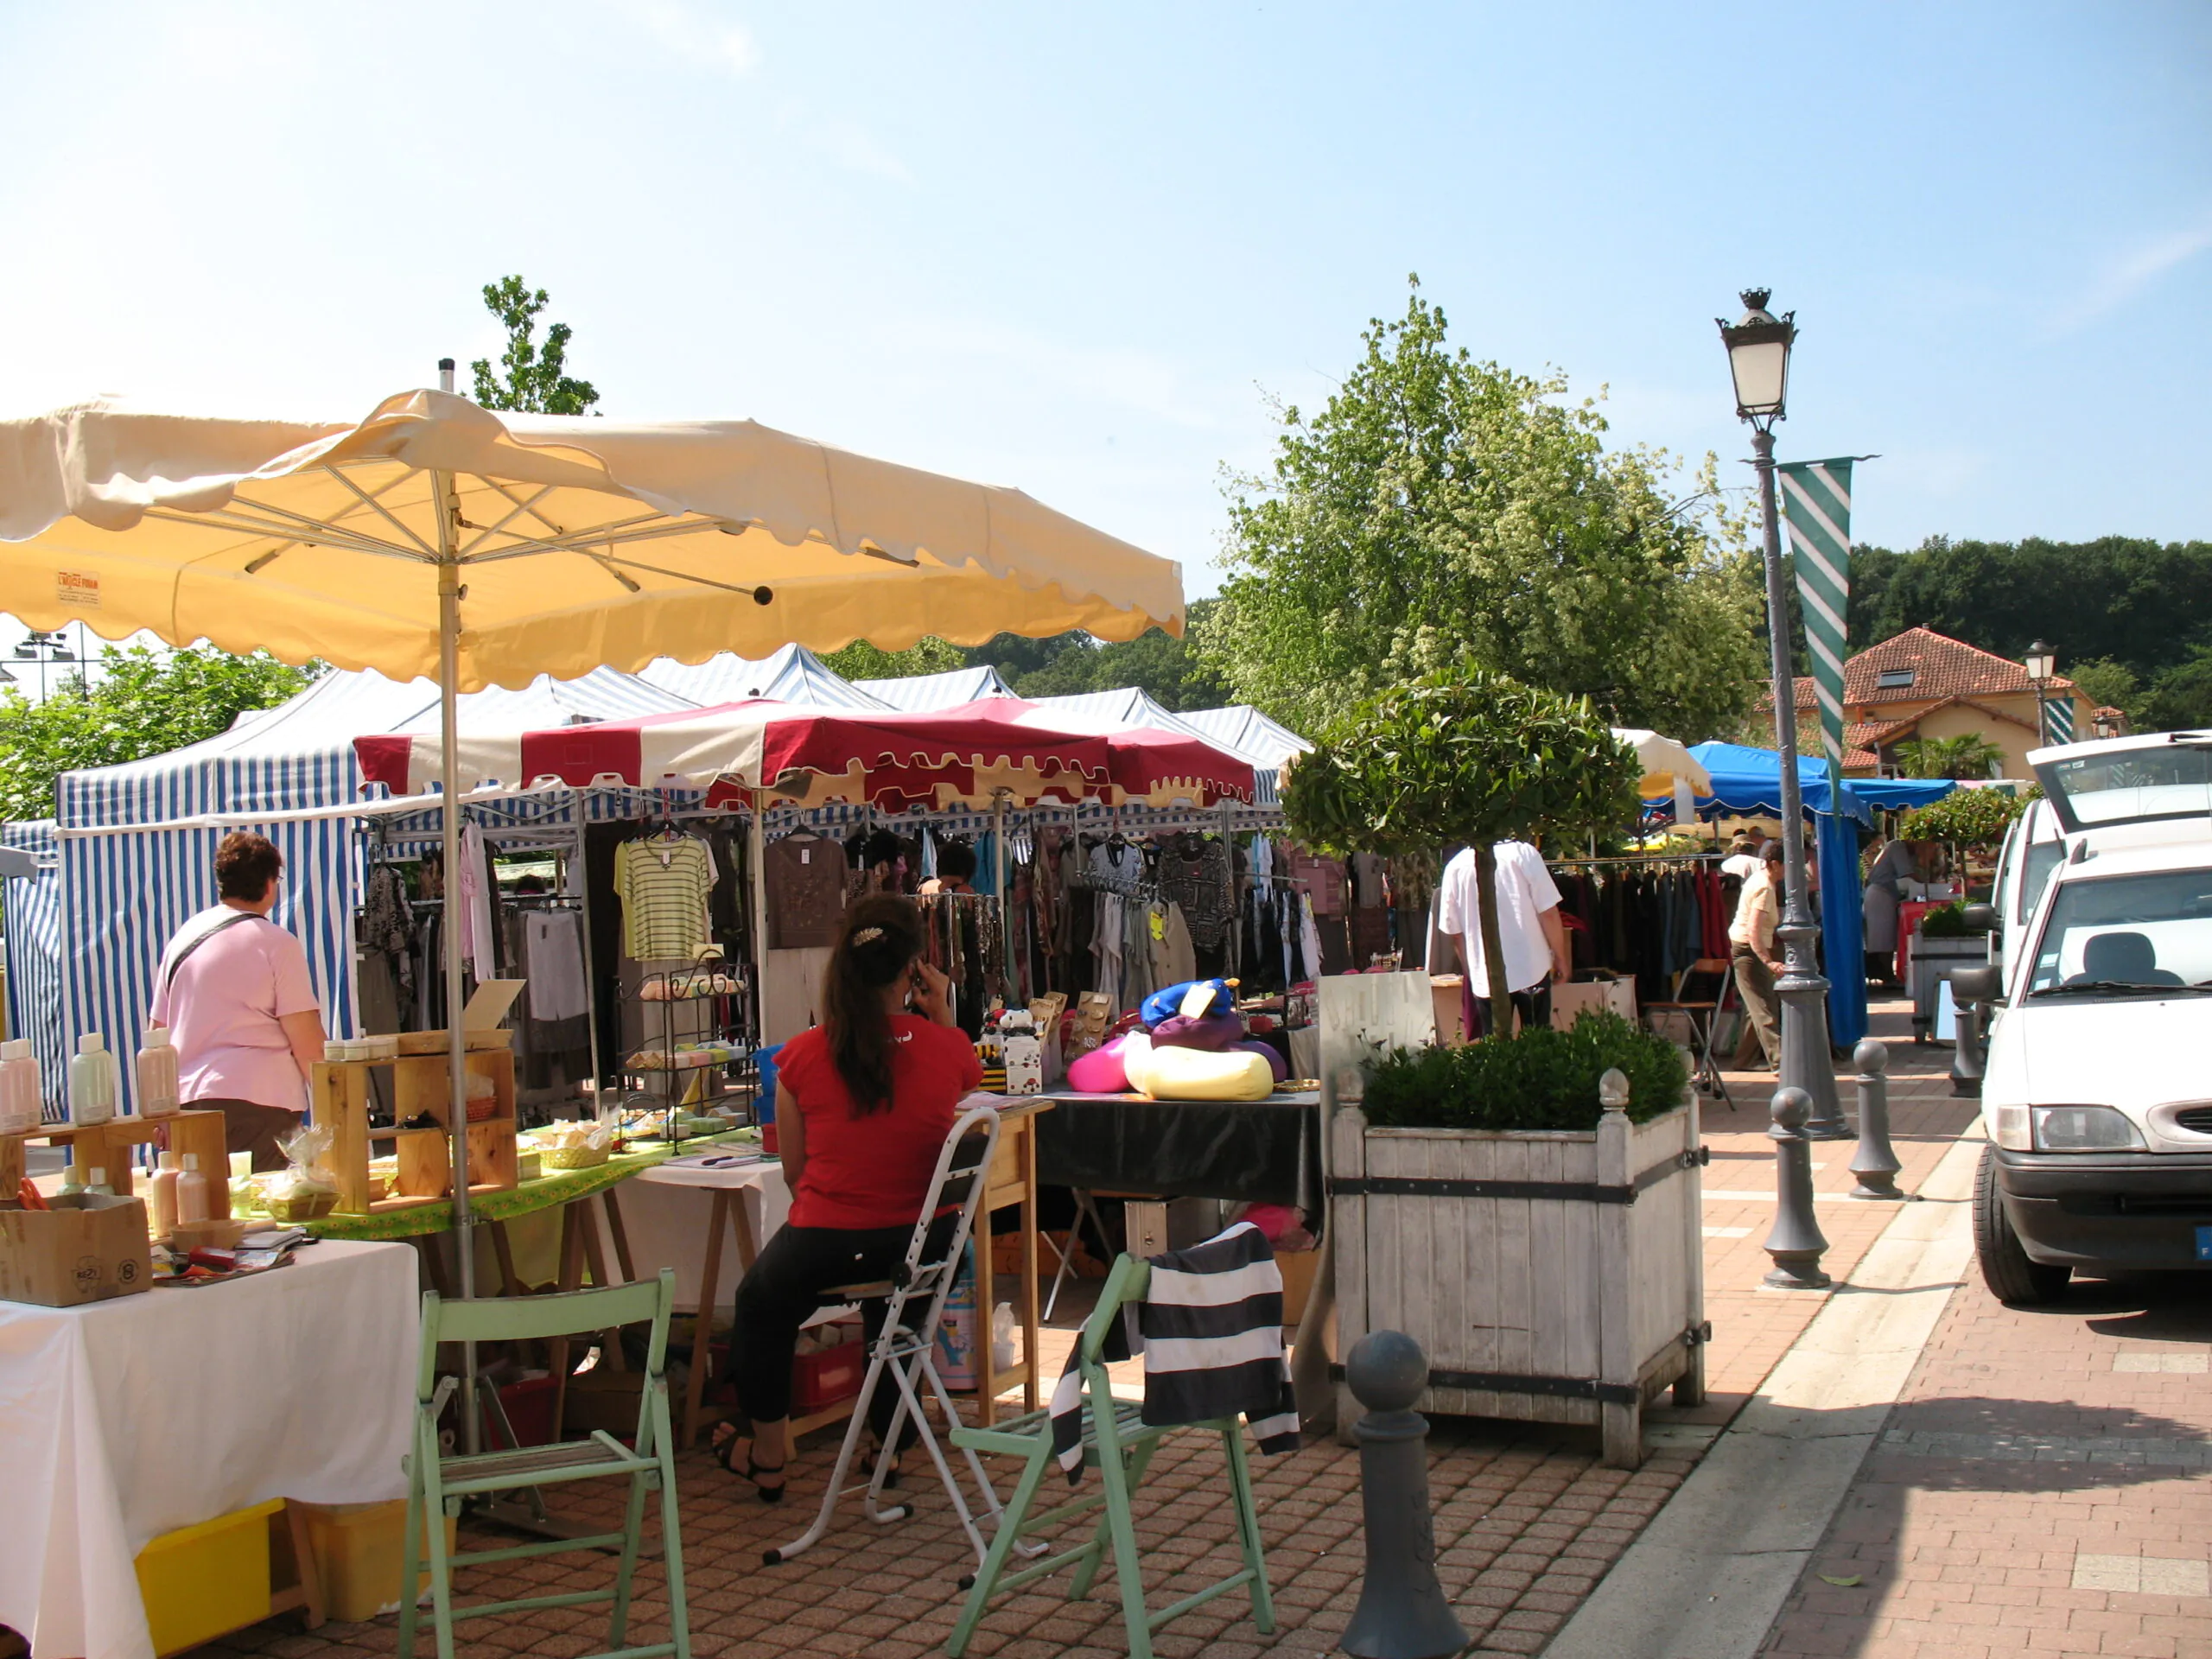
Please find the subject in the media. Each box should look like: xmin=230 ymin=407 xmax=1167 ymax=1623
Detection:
xmin=1989 ymin=1104 xmax=2030 ymax=1150
xmin=2031 ymin=1105 xmax=2145 ymax=1152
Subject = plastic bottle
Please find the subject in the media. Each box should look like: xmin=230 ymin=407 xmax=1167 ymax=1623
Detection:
xmin=57 ymin=1151 xmax=85 ymax=1199
xmin=67 ymin=1034 xmax=118 ymax=1127
xmin=175 ymin=1152 xmax=214 ymax=1225
xmin=149 ymin=1151 xmax=181 ymax=1236
xmin=0 ymin=1039 xmax=41 ymax=1134
xmin=84 ymin=1166 xmax=113 ymax=1197
xmin=137 ymin=1028 xmax=180 ymax=1118
xmin=990 ymin=1300 xmax=1017 ymax=1373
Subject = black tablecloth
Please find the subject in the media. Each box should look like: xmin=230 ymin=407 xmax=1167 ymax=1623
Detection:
xmin=1033 ymin=1090 xmax=1323 ymax=1212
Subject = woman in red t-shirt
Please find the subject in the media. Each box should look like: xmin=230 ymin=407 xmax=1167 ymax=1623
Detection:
xmin=717 ymin=894 xmax=982 ymax=1501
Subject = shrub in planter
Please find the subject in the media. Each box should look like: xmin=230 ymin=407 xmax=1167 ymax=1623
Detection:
xmin=1359 ymin=1009 xmax=1689 ymax=1132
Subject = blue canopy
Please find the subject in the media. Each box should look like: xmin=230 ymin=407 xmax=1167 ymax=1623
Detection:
xmin=1682 ymin=741 xmax=1873 ymax=826
xmin=1835 ymin=774 xmax=1958 ymax=810
xmin=1673 ymin=741 xmax=1967 ymax=1052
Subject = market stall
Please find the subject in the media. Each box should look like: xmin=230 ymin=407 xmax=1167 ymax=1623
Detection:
xmin=1661 ymin=742 xmax=1955 ymax=1047
xmin=0 ymin=1238 xmax=417 ymax=1659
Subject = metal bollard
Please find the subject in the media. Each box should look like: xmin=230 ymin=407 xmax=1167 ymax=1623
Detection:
xmin=1339 ymin=1331 xmax=1468 ymax=1659
xmin=1847 ymin=1039 xmax=1904 ymax=1200
xmin=1764 ymin=1085 xmax=1832 ymax=1289
xmin=1948 ymin=965 xmax=1999 ymax=1097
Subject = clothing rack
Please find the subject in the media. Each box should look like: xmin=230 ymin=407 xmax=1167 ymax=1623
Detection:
xmin=1545 ymin=852 xmax=1725 ymax=870
xmin=1069 ymin=868 xmax=1161 ymax=899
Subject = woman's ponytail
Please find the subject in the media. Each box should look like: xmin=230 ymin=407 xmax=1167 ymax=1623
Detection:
xmin=822 ymin=893 xmax=927 ymax=1116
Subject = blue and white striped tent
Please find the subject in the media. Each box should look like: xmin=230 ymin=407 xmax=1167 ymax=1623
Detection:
xmin=859 ymin=664 xmax=1016 ymax=711
xmin=9 ymin=666 xmax=693 ymax=1111
xmin=637 ymin=645 xmax=889 ymax=710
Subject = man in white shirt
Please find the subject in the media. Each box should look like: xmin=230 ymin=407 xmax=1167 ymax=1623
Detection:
xmin=1720 ymin=830 xmax=1764 ymax=883
xmin=1437 ymin=839 xmax=1568 ymax=1039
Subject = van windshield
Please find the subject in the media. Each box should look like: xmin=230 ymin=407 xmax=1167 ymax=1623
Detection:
xmin=2035 ymin=745 xmax=2212 ymax=833
xmin=2025 ymin=869 xmax=2212 ymax=996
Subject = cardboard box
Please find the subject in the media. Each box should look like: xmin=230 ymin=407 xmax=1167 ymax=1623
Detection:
xmin=1551 ymin=977 xmax=1637 ymax=1031
xmin=0 ymin=1193 xmax=154 ymax=1306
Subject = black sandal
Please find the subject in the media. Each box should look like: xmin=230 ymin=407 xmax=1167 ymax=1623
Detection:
xmin=711 ymin=1427 xmax=786 ymax=1503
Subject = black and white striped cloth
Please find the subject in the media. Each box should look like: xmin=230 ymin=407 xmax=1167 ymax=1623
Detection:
xmin=1050 ymin=1221 xmax=1301 ymax=1480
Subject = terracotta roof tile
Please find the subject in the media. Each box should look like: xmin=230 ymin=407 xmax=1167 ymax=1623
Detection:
xmin=1768 ymin=626 xmax=2075 ymax=713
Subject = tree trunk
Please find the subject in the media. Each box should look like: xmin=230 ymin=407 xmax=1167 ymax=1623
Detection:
xmin=1473 ymin=842 xmax=1517 ymax=1038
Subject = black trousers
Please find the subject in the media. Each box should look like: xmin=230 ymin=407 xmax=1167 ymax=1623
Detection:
xmin=1468 ymin=983 xmax=1552 ymax=1039
xmin=725 ymin=1216 xmax=954 ymax=1442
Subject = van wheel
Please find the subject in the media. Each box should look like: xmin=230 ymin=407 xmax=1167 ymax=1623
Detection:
xmin=1974 ymin=1143 xmax=2070 ymax=1305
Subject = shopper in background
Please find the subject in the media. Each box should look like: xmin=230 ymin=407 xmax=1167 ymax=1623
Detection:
xmin=716 ymin=893 xmax=976 ymax=1502
xmin=149 ymin=831 xmax=327 ymax=1170
xmin=1728 ymin=839 xmax=1800 ymax=1071
xmin=918 ymin=840 xmax=978 ymax=895
xmin=1436 ymin=838 xmax=1569 ymax=1038
xmin=1720 ymin=830 xmax=1764 ymax=882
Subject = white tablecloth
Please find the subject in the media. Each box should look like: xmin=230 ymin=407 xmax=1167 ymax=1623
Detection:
xmin=594 ymin=1158 xmax=791 ymax=1312
xmin=0 ymin=1239 xmax=419 ymax=1659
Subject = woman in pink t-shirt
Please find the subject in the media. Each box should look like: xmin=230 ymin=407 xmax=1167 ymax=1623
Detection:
xmin=149 ymin=832 xmax=327 ymax=1171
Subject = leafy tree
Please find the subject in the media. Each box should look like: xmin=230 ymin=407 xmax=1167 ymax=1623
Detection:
xmin=2139 ymin=645 xmax=2212 ymax=733
xmin=1895 ymin=733 xmax=2005 ymax=780
xmin=823 ymin=638 xmax=968 ymax=681
xmin=1009 ymin=601 xmax=1232 ymax=710
xmin=1844 ymin=534 xmax=2212 ymax=683
xmin=470 ymin=276 xmax=601 ymax=415
xmin=2067 ymin=658 xmax=2142 ymax=722
xmin=0 ymin=645 xmax=314 ymax=822
xmin=1198 ymin=278 xmax=1764 ymax=741
xmin=1282 ymin=667 xmax=1640 ymax=1029
xmin=1896 ymin=785 xmax=2033 ymax=854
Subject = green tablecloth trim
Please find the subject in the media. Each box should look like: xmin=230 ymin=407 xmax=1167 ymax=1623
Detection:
xmin=300 ymin=1131 xmax=756 ymax=1243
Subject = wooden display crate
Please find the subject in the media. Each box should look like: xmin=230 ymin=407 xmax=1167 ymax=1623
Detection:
xmin=0 ymin=1110 xmax=231 ymax=1216
xmin=314 ymin=1036 xmax=518 ymax=1216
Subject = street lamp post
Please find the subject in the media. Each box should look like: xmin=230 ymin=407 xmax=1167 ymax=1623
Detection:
xmin=12 ymin=630 xmax=76 ymax=702
xmin=1718 ymin=289 xmax=1846 ymax=1137
xmin=2024 ymin=639 xmax=2057 ymax=747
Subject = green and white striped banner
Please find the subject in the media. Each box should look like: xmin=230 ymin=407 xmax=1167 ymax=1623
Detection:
xmin=1777 ymin=459 xmax=1856 ymax=777
xmin=2043 ymin=696 xmax=2075 ymax=746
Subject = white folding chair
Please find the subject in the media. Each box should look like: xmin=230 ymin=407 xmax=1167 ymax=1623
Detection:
xmin=765 ymin=1103 xmax=1009 ymax=1567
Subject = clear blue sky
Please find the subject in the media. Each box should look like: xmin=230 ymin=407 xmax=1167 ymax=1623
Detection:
xmin=2 ymin=0 xmax=2205 ymax=641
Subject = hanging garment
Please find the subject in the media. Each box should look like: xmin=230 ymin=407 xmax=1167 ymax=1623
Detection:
xmin=615 ymin=834 xmax=716 ymax=961
xmin=761 ymin=833 xmax=845 ymax=950
xmin=459 ymin=823 xmax=497 ymax=983
xmin=360 ymin=862 xmax=416 ymax=994
xmin=1047 ymin=1221 xmax=1299 ymax=1484
xmin=1297 ymin=894 xmax=1323 ymax=988
xmin=1148 ymin=901 xmax=1197 ymax=990
xmin=1094 ymin=893 xmax=1127 ymax=1014
xmin=522 ymin=908 xmax=591 ymax=1022
xmin=1156 ymin=835 xmax=1233 ymax=951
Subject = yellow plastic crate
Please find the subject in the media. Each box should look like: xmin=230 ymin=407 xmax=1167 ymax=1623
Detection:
xmin=134 ymin=1498 xmax=280 ymax=1656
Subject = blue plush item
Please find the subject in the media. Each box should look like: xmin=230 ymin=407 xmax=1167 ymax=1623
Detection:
xmin=1141 ymin=979 xmax=1233 ymax=1028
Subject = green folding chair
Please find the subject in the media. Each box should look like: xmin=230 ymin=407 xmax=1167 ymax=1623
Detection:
xmin=945 ymin=1254 xmax=1274 ymax=1659
xmin=398 ymin=1268 xmax=690 ymax=1659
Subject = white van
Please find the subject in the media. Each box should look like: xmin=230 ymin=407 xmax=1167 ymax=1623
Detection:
xmin=1974 ymin=733 xmax=2212 ymax=1302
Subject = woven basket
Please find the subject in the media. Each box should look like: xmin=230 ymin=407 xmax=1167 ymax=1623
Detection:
xmin=542 ymin=1144 xmax=612 ymax=1171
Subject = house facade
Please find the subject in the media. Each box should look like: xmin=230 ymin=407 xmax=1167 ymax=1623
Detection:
xmin=1773 ymin=626 xmax=2112 ymax=779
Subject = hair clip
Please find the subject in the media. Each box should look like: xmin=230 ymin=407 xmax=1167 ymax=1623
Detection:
xmin=852 ymin=925 xmax=885 ymax=944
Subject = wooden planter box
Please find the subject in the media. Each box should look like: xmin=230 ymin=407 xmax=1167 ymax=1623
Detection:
xmin=1329 ymin=1095 xmax=1707 ymax=1469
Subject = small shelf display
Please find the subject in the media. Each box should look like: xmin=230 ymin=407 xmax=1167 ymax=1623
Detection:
xmin=0 ymin=1109 xmax=232 ymax=1213
xmin=622 ymin=957 xmax=752 ymax=1144
xmin=313 ymin=1031 xmax=518 ymax=1216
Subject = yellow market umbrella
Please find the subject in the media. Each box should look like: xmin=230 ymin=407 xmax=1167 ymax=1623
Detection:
xmin=0 ymin=384 xmax=1185 ymax=1319
xmin=1613 ymin=727 xmax=1713 ymax=801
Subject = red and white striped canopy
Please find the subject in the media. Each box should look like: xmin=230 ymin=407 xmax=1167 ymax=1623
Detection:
xmin=354 ymin=696 xmax=1253 ymax=810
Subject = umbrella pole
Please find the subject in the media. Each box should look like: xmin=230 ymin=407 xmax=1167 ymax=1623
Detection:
xmin=432 ymin=454 xmax=480 ymax=1455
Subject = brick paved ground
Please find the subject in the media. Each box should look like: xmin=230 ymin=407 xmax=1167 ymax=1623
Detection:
xmin=162 ymin=996 xmax=1969 ymax=1659
xmin=1760 ymin=1243 xmax=2212 ymax=1656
